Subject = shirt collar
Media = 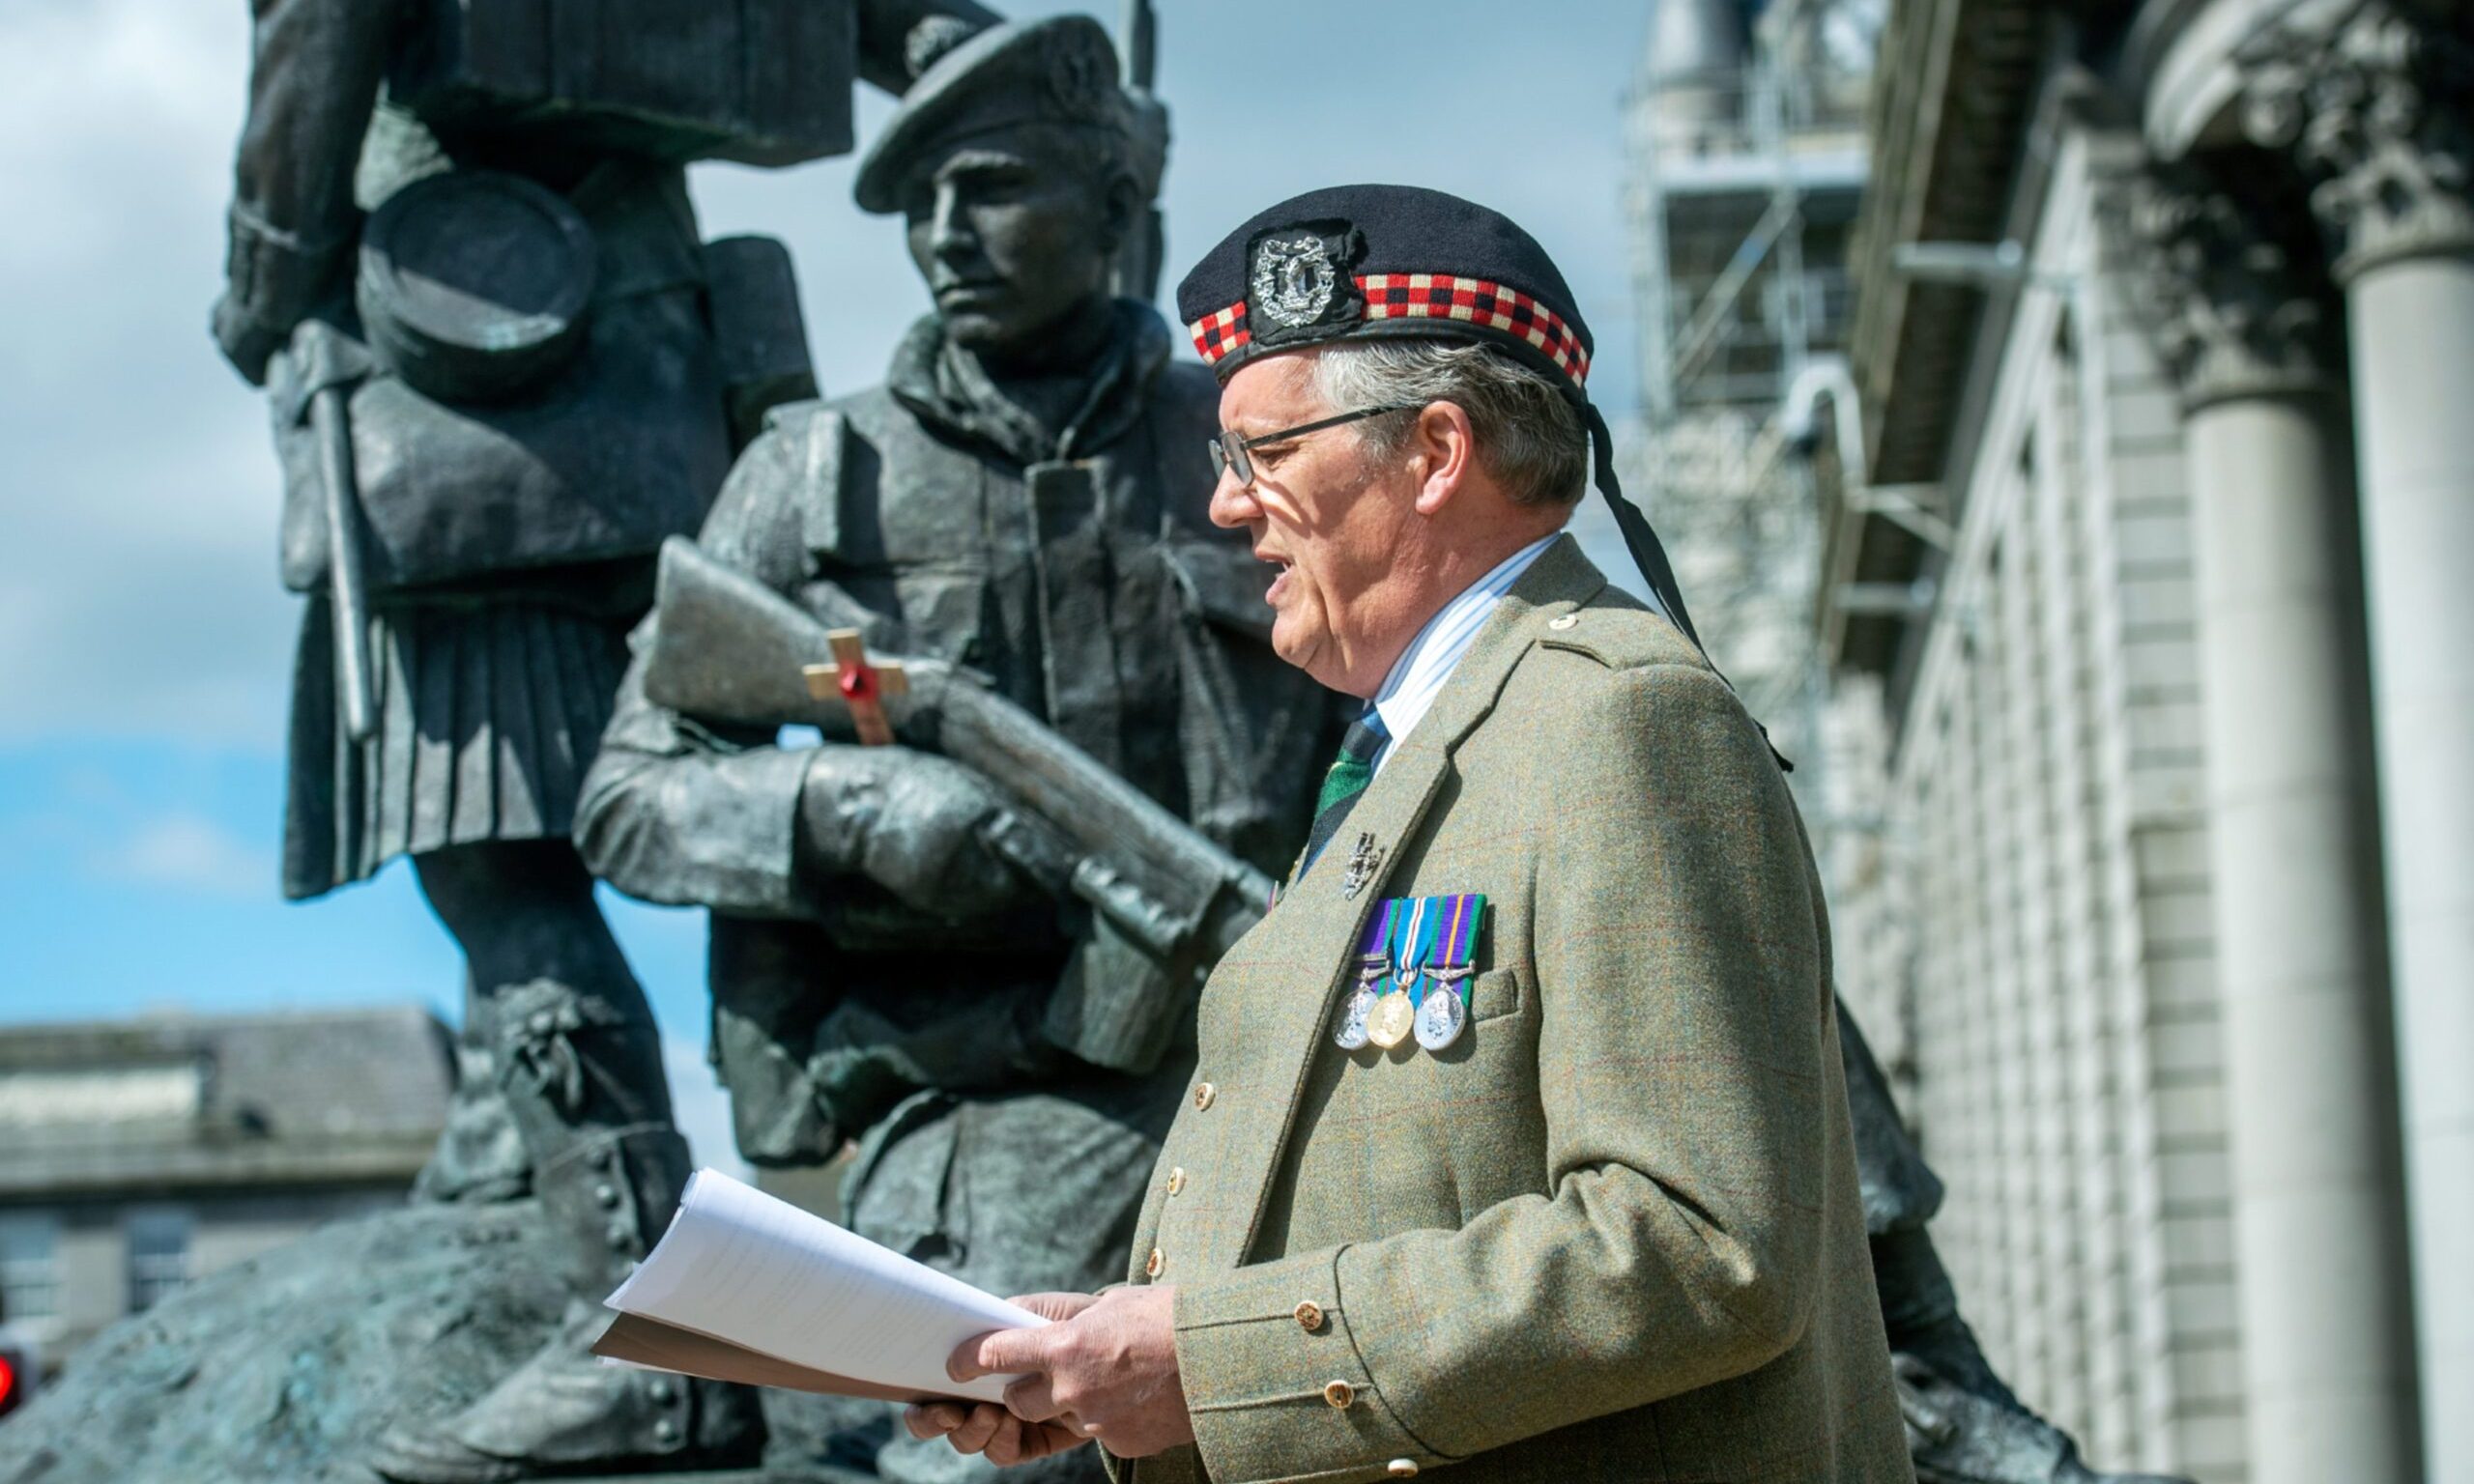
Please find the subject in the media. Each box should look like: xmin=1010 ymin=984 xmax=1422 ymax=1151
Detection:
xmin=1367 ymin=532 xmax=1561 ymax=764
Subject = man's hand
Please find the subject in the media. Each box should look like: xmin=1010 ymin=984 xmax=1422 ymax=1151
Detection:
xmin=903 ymin=1401 xmax=1090 ymax=1468
xmin=905 ymin=1294 xmax=1101 ymax=1467
xmin=906 ymin=1286 xmax=1194 ymax=1463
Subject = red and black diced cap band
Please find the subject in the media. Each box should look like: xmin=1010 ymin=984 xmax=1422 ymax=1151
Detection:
xmin=1189 ymin=272 xmax=1591 ymax=390
xmin=1174 ymin=184 xmax=1597 ymax=399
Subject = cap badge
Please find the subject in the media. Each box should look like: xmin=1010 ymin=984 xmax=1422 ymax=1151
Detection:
xmin=1252 ymin=235 xmax=1338 ymax=328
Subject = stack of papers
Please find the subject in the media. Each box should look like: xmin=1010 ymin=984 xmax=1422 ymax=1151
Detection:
xmin=592 ymin=1169 xmax=1046 ymax=1404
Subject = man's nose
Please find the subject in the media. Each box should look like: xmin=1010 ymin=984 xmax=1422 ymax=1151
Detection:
xmin=1207 ymin=463 xmax=1258 ymax=529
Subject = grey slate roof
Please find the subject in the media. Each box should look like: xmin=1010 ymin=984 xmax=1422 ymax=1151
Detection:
xmin=0 ymin=1006 xmax=451 ymax=1196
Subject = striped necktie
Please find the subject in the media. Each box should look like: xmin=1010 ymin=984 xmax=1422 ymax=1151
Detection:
xmin=1301 ymin=710 xmax=1389 ymax=874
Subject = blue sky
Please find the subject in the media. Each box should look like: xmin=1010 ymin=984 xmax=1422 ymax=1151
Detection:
xmin=0 ymin=0 xmax=1663 ymax=1166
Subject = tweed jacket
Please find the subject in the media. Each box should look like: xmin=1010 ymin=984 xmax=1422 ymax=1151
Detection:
xmin=1116 ymin=536 xmax=1913 ymax=1484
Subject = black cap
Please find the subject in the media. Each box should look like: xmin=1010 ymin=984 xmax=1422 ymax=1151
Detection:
xmin=854 ymin=16 xmax=1127 ymax=215
xmin=1176 ymin=184 xmax=1705 ymax=657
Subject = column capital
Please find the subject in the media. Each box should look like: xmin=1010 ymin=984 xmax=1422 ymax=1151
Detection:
xmin=2239 ymin=1 xmax=2474 ymax=280
xmin=2116 ymin=159 xmax=2340 ymax=409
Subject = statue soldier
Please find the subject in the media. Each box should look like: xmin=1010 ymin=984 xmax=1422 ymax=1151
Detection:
xmin=210 ymin=1 xmax=1000 ymax=1479
xmin=575 ymin=16 xmax=1343 ymax=1482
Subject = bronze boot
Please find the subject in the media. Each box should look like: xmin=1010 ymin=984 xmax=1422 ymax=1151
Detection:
xmin=368 ymin=1293 xmax=759 ymax=1484
xmin=410 ymin=978 xmax=532 ymax=1206
xmin=1896 ymin=1351 xmax=2188 ymax=1484
xmin=373 ymin=978 xmax=759 ymax=1483
xmin=1880 ymin=1231 xmax=2189 ymax=1484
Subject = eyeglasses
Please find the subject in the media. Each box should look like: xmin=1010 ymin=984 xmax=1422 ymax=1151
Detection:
xmin=1206 ymin=404 xmax=1421 ymax=488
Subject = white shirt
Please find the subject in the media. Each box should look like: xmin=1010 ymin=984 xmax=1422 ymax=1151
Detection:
xmin=1365 ymin=533 xmax=1562 ymax=775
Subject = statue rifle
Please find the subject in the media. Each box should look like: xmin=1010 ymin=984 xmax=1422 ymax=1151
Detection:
xmin=1112 ymin=0 xmax=1165 ymax=303
xmin=640 ymin=538 xmax=1277 ymax=967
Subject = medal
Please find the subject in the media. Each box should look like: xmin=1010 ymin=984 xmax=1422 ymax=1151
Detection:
xmin=1366 ymin=988 xmax=1416 ymax=1048
xmin=1335 ymin=900 xmax=1396 ymax=1050
xmin=1367 ymin=896 xmax=1433 ymax=1050
xmin=1413 ymin=893 xmax=1484 ymax=1052
xmin=1413 ymin=980 xmax=1466 ymax=1049
xmin=1336 ymin=985 xmax=1376 ymax=1049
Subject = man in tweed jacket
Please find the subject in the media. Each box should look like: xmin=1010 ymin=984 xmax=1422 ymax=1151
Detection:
xmin=908 ymin=186 xmax=1913 ymax=1482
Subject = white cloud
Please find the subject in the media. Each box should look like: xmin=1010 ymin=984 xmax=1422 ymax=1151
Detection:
xmin=0 ymin=0 xmax=294 ymax=748
xmin=94 ymin=812 xmax=273 ymax=896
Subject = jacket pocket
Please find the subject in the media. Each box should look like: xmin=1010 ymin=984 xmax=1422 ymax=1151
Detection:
xmin=1466 ymin=969 xmax=1521 ymax=1022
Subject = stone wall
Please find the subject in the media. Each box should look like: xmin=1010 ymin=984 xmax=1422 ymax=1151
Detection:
xmin=1842 ymin=129 xmax=2247 ymax=1483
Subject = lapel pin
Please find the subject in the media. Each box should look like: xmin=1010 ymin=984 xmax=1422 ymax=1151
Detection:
xmin=1339 ymin=832 xmax=1381 ymax=900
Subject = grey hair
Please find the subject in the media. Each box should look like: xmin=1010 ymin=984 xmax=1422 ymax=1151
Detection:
xmin=1310 ymin=339 xmax=1590 ymax=507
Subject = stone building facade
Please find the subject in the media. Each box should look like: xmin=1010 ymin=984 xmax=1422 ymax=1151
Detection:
xmin=0 ymin=1008 xmax=449 ymax=1370
xmin=1823 ymin=2 xmax=2471 ymax=1481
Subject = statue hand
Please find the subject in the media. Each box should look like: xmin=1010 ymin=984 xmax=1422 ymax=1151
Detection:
xmin=798 ymin=748 xmax=1053 ymax=920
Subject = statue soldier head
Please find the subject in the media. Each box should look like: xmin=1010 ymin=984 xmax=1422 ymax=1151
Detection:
xmin=854 ymin=17 xmax=1142 ymax=362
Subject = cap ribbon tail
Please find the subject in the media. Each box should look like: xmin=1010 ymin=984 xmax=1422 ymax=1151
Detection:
xmin=1585 ymin=404 xmax=1702 ymax=653
xmin=1583 ymin=406 xmax=1793 ymax=774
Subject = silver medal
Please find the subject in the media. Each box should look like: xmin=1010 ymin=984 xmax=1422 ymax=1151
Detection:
xmin=1413 ymin=984 xmax=1467 ymax=1051
xmin=1335 ymin=984 xmax=1377 ymax=1049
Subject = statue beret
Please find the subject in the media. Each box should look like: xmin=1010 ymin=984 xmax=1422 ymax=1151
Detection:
xmin=854 ymin=15 xmax=1127 ymax=215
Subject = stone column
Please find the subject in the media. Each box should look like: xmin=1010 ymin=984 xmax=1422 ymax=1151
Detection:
xmin=2121 ymin=162 xmax=2420 ymax=1484
xmin=2247 ymin=7 xmax=2474 ymax=1476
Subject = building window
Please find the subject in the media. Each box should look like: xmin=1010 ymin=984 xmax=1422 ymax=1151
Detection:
xmin=124 ymin=1209 xmax=191 ymax=1313
xmin=0 ymin=1215 xmax=59 ymax=1325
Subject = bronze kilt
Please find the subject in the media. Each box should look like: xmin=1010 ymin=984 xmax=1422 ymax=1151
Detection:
xmin=281 ymin=567 xmax=647 ymax=899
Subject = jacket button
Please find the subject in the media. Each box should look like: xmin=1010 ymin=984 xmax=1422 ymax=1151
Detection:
xmin=1193 ymin=1082 xmax=1216 ymax=1111
xmin=1293 ymin=1300 xmax=1324 ymax=1331
xmin=1167 ymin=1166 xmax=1186 ymax=1196
xmin=1547 ymin=613 xmax=1579 ymax=631
xmin=1145 ymin=1247 xmax=1164 ymax=1278
xmin=1322 ymin=1379 xmax=1354 ymax=1409
xmin=1388 ymin=1459 xmax=1420 ymax=1477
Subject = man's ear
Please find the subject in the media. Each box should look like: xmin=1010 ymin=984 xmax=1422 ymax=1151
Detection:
xmin=1411 ymin=401 xmax=1478 ymax=517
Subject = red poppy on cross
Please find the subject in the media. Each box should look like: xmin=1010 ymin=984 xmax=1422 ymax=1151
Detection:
xmin=801 ymin=629 xmax=908 ymax=747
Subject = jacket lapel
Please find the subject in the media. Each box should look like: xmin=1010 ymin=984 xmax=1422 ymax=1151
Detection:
xmin=1211 ymin=536 xmax=1612 ymax=1267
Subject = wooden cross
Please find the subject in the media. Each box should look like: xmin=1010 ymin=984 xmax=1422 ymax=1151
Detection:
xmin=801 ymin=629 xmax=907 ymax=747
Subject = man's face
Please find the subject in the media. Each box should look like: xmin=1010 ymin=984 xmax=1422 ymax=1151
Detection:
xmin=902 ymin=129 xmax=1113 ymax=357
xmin=1208 ymin=355 xmax=1425 ymax=697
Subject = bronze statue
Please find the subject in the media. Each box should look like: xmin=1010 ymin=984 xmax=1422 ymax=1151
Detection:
xmin=210 ymin=1 xmax=1000 ymax=1479
xmin=574 ymin=17 xmax=1344 ymax=1482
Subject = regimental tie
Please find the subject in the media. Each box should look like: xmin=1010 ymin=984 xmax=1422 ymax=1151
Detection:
xmin=1301 ymin=709 xmax=1389 ymax=875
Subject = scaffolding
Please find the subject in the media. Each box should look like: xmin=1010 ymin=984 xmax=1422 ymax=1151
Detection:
xmin=1623 ymin=0 xmax=1878 ymax=763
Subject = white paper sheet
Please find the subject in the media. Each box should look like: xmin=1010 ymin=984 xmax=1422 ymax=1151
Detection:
xmin=605 ymin=1169 xmax=1046 ymax=1405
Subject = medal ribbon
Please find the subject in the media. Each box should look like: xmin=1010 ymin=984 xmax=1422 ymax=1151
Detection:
xmin=1434 ymin=893 xmax=1484 ymax=980
xmin=1390 ymin=896 xmax=1445 ymax=1008
xmin=1358 ymin=899 xmax=1397 ymax=976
